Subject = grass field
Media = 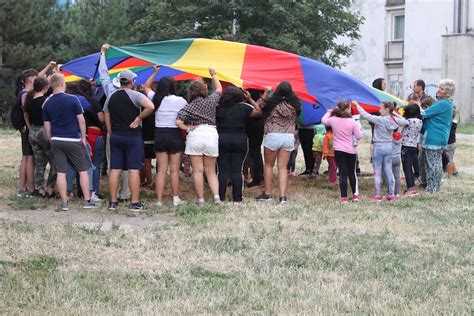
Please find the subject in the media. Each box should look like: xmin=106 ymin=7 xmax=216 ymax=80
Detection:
xmin=457 ymin=122 xmax=474 ymax=135
xmin=0 ymin=128 xmax=473 ymax=313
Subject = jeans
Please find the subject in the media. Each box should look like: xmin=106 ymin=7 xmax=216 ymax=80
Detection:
xmin=392 ymin=155 xmax=401 ymax=195
xmin=67 ymin=144 xmax=93 ymax=193
xmin=92 ymin=136 xmax=104 ymax=193
xmin=401 ymin=146 xmax=419 ymax=189
xmin=373 ymin=144 xmax=394 ymax=196
xmin=334 ymin=151 xmax=358 ymax=198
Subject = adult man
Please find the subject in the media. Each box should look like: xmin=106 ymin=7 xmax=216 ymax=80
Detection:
xmin=43 ymin=73 xmax=98 ymax=211
xmin=411 ymin=79 xmax=431 ymax=104
xmin=100 ymin=44 xmax=155 ymax=211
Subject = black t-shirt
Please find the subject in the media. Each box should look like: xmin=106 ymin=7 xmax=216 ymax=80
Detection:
xmin=448 ymin=122 xmax=457 ymax=144
xmin=83 ymin=98 xmax=103 ymax=128
xmin=216 ymin=102 xmax=253 ymax=133
xmin=142 ymin=111 xmax=155 ymax=142
xmin=28 ymin=96 xmax=47 ymax=126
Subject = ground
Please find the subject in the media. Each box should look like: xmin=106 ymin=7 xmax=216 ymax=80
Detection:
xmin=0 ymin=128 xmax=472 ymax=314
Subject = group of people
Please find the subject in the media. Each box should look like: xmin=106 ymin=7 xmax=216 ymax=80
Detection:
xmin=13 ymin=43 xmax=458 ymax=210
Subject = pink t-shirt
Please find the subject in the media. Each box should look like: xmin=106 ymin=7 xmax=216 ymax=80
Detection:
xmin=321 ymin=112 xmax=362 ymax=154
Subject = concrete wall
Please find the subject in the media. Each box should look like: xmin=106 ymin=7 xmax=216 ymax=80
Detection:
xmin=442 ymin=34 xmax=474 ymax=123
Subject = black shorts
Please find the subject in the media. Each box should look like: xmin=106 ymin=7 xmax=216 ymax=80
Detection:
xmin=110 ymin=134 xmax=144 ymax=170
xmin=51 ymin=140 xmax=91 ymax=173
xmin=21 ymin=129 xmax=34 ymax=156
xmin=144 ymin=143 xmax=156 ymax=159
xmin=154 ymin=128 xmax=185 ymax=154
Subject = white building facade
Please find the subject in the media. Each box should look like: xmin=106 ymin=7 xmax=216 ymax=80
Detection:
xmin=342 ymin=0 xmax=474 ymax=123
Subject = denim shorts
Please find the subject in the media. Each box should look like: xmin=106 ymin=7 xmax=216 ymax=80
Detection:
xmin=263 ymin=133 xmax=295 ymax=152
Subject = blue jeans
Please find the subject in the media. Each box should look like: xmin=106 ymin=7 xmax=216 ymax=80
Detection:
xmin=66 ymin=144 xmax=93 ymax=193
xmin=92 ymin=136 xmax=104 ymax=193
xmin=373 ymin=144 xmax=394 ymax=196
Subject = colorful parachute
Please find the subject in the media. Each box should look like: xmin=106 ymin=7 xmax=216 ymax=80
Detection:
xmin=60 ymin=38 xmax=405 ymax=124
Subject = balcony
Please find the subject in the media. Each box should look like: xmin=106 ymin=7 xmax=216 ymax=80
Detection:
xmin=384 ymin=41 xmax=404 ymax=62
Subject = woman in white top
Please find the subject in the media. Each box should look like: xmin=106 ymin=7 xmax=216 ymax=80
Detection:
xmin=144 ymin=67 xmax=187 ymax=207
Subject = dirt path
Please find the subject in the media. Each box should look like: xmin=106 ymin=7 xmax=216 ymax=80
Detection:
xmin=0 ymin=207 xmax=174 ymax=231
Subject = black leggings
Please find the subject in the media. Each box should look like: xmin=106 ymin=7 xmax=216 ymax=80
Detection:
xmin=334 ymin=150 xmax=358 ymax=198
xmin=299 ymin=128 xmax=315 ymax=172
xmin=217 ymin=132 xmax=248 ymax=202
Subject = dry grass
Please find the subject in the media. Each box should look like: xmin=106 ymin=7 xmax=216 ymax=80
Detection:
xmin=0 ymin=128 xmax=473 ymax=314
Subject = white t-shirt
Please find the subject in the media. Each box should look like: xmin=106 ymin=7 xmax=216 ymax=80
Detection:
xmin=147 ymin=91 xmax=187 ymax=128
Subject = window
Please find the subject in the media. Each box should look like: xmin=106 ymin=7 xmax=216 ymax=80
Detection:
xmin=393 ymin=15 xmax=405 ymax=40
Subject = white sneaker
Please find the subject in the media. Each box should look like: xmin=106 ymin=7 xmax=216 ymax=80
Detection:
xmin=173 ymin=198 xmax=184 ymax=207
xmin=90 ymin=192 xmax=102 ymax=203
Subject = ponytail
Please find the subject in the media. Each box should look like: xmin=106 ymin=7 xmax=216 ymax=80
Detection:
xmin=331 ymin=100 xmax=352 ymax=118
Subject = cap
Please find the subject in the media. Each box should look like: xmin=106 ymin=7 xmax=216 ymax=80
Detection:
xmin=112 ymin=69 xmax=137 ymax=88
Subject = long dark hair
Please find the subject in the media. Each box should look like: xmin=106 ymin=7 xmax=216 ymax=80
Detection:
xmin=331 ymin=100 xmax=352 ymax=118
xmin=152 ymin=76 xmax=176 ymax=111
xmin=372 ymin=78 xmax=385 ymax=90
xmin=24 ymin=77 xmax=49 ymax=113
xmin=219 ymin=86 xmax=244 ymax=107
xmin=262 ymin=81 xmax=301 ymax=119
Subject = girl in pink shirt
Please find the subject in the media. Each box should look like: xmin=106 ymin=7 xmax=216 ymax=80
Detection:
xmin=321 ymin=101 xmax=363 ymax=203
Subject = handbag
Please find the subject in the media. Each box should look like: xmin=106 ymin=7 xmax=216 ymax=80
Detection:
xmin=391 ymin=115 xmax=402 ymax=141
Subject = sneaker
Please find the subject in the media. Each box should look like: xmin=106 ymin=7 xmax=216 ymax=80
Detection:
xmin=60 ymin=201 xmax=69 ymax=211
xmin=83 ymin=200 xmax=100 ymax=209
xmin=386 ymin=195 xmax=396 ymax=202
xmin=129 ymin=201 xmax=146 ymax=211
xmin=213 ymin=196 xmax=222 ymax=205
xmin=90 ymin=192 xmax=103 ymax=202
xmin=155 ymin=202 xmax=163 ymax=209
xmin=372 ymin=195 xmax=382 ymax=203
xmin=108 ymin=201 xmax=118 ymax=210
xmin=352 ymin=194 xmax=360 ymax=203
xmin=279 ymin=196 xmax=288 ymax=204
xmin=408 ymin=190 xmax=419 ymax=197
xmin=16 ymin=189 xmax=26 ymax=197
xmin=196 ymin=200 xmax=206 ymax=207
xmin=340 ymin=197 xmax=349 ymax=203
xmin=310 ymin=171 xmax=319 ymax=177
xmin=256 ymin=193 xmax=272 ymax=202
xmin=173 ymin=198 xmax=184 ymax=207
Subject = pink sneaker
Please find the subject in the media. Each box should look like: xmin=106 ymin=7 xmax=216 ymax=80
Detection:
xmin=409 ymin=190 xmax=419 ymax=197
xmin=386 ymin=194 xmax=396 ymax=201
xmin=340 ymin=197 xmax=349 ymax=203
xmin=352 ymin=194 xmax=360 ymax=203
xmin=372 ymin=195 xmax=382 ymax=202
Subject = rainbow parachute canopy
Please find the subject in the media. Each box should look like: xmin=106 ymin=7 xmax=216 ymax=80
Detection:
xmin=60 ymin=38 xmax=405 ymax=124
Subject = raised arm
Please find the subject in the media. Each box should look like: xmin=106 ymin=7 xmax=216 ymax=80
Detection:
xmin=321 ymin=110 xmax=332 ymax=126
xmin=39 ymin=61 xmax=56 ymax=77
xmin=354 ymin=101 xmax=384 ymax=125
xmin=209 ymin=67 xmax=222 ymax=94
xmin=244 ymin=90 xmax=262 ymax=118
xmin=143 ymin=65 xmax=160 ymax=96
xmin=98 ymin=43 xmax=116 ymax=97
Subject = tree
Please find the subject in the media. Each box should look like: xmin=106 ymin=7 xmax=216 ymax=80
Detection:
xmin=133 ymin=1 xmax=363 ymax=67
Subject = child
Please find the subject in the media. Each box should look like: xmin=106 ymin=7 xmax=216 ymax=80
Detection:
xmin=401 ymin=104 xmax=423 ymax=196
xmin=355 ymin=101 xmax=407 ymax=202
xmin=287 ymin=129 xmax=300 ymax=176
xmin=322 ymin=126 xmax=337 ymax=184
xmin=311 ymin=124 xmax=326 ymax=176
xmin=443 ymin=107 xmax=458 ymax=176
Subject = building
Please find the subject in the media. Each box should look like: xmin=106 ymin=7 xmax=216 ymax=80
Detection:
xmin=341 ymin=0 xmax=474 ymax=123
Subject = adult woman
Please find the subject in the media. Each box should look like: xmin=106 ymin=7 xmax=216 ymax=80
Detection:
xmin=256 ymin=81 xmax=301 ymax=204
xmin=144 ymin=68 xmax=187 ymax=207
xmin=321 ymin=101 xmax=362 ymax=203
xmin=216 ymin=86 xmax=262 ymax=202
xmin=420 ymin=79 xmax=455 ymax=193
xmin=372 ymin=78 xmax=387 ymax=91
xmin=23 ymin=77 xmax=56 ymax=197
xmin=176 ymin=68 xmax=222 ymax=205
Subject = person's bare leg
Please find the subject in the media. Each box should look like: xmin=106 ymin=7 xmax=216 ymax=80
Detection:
xmin=78 ymin=170 xmax=91 ymax=201
xmin=143 ymin=158 xmax=153 ymax=186
xmin=203 ymin=156 xmax=219 ymax=196
xmin=169 ymin=153 xmax=182 ymax=197
xmin=189 ymin=155 xmax=204 ymax=200
xmin=263 ymin=147 xmax=277 ymax=195
xmin=128 ymin=169 xmax=141 ymax=203
xmin=277 ymin=149 xmax=292 ymax=197
xmin=19 ymin=156 xmax=27 ymax=190
xmin=56 ymin=172 xmax=68 ymax=203
xmin=26 ymin=155 xmax=35 ymax=192
xmin=109 ymin=169 xmax=121 ymax=202
xmin=155 ymin=152 xmax=169 ymax=204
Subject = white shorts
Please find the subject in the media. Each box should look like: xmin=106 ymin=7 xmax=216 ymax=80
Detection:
xmin=185 ymin=124 xmax=219 ymax=157
xmin=263 ymin=133 xmax=295 ymax=152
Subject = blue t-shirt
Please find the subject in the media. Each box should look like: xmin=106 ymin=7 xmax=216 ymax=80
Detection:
xmin=43 ymin=93 xmax=84 ymax=139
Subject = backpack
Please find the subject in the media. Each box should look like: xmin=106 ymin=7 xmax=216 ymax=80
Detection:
xmin=10 ymin=91 xmax=28 ymax=130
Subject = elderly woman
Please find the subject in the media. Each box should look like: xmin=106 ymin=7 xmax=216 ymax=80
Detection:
xmin=420 ymin=79 xmax=455 ymax=193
